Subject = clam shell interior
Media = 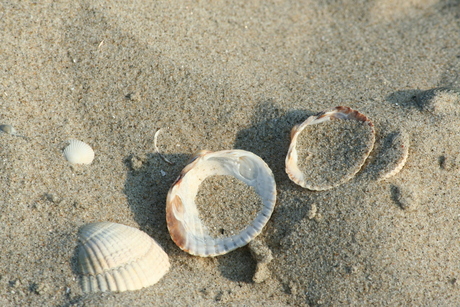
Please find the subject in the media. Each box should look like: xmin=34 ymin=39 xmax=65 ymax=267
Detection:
xmin=166 ymin=150 xmax=276 ymax=257
xmin=63 ymin=139 xmax=95 ymax=165
xmin=286 ymin=106 xmax=375 ymax=190
xmin=77 ymin=222 xmax=170 ymax=293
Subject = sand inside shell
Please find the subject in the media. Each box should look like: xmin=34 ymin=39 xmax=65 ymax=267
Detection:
xmin=195 ymin=175 xmax=263 ymax=239
xmin=296 ymin=118 xmax=374 ymax=189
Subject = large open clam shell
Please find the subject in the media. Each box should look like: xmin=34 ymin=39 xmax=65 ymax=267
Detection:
xmin=77 ymin=222 xmax=170 ymax=293
xmin=166 ymin=150 xmax=276 ymax=257
xmin=286 ymin=106 xmax=375 ymax=190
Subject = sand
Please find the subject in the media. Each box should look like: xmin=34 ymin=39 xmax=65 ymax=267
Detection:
xmin=0 ymin=0 xmax=459 ymax=306
xmin=296 ymin=119 xmax=375 ymax=189
xmin=196 ymin=175 xmax=262 ymax=239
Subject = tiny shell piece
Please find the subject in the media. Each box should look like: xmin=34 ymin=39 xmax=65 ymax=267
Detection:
xmin=77 ymin=222 xmax=170 ymax=293
xmin=166 ymin=150 xmax=277 ymax=257
xmin=286 ymin=106 xmax=375 ymax=190
xmin=0 ymin=124 xmax=17 ymax=135
xmin=63 ymin=139 xmax=95 ymax=165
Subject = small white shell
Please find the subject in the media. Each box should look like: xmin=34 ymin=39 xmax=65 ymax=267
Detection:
xmin=286 ymin=106 xmax=375 ymax=190
xmin=0 ymin=124 xmax=28 ymax=140
xmin=77 ymin=222 xmax=170 ymax=293
xmin=0 ymin=124 xmax=17 ymax=135
xmin=63 ymin=139 xmax=95 ymax=165
xmin=166 ymin=150 xmax=277 ymax=257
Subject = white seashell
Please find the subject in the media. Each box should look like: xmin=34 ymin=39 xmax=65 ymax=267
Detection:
xmin=286 ymin=106 xmax=375 ymax=190
xmin=63 ymin=139 xmax=95 ymax=165
xmin=77 ymin=222 xmax=170 ymax=293
xmin=166 ymin=150 xmax=277 ymax=257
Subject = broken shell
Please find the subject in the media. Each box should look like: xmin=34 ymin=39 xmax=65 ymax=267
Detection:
xmin=63 ymin=139 xmax=95 ymax=165
xmin=373 ymin=129 xmax=410 ymax=181
xmin=0 ymin=124 xmax=17 ymax=135
xmin=77 ymin=222 xmax=170 ymax=293
xmin=286 ymin=106 xmax=375 ymax=190
xmin=166 ymin=150 xmax=276 ymax=257
xmin=0 ymin=124 xmax=28 ymax=140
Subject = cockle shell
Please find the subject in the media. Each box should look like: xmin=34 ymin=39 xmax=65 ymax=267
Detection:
xmin=166 ymin=150 xmax=277 ymax=257
xmin=77 ymin=222 xmax=170 ymax=293
xmin=63 ymin=139 xmax=95 ymax=165
xmin=286 ymin=106 xmax=375 ymax=190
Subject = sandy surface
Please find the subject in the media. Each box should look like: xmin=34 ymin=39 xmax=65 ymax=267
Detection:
xmin=1 ymin=0 xmax=459 ymax=306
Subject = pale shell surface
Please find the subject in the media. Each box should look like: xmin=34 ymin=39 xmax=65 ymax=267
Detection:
xmin=0 ymin=124 xmax=17 ymax=135
xmin=166 ymin=150 xmax=277 ymax=257
xmin=77 ymin=222 xmax=170 ymax=293
xmin=286 ymin=106 xmax=375 ymax=190
xmin=63 ymin=139 xmax=95 ymax=165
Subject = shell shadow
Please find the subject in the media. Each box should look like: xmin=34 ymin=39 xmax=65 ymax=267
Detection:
xmin=68 ymin=227 xmax=87 ymax=305
xmin=123 ymin=152 xmax=192 ymax=257
xmin=216 ymin=246 xmax=256 ymax=283
xmin=233 ymin=100 xmax=316 ymax=184
xmin=385 ymin=87 xmax=460 ymax=111
xmin=385 ymin=89 xmax=422 ymax=109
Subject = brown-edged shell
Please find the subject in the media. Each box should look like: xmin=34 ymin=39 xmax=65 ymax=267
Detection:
xmin=166 ymin=150 xmax=276 ymax=257
xmin=285 ymin=106 xmax=375 ymax=190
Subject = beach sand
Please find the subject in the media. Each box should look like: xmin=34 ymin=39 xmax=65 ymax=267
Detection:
xmin=1 ymin=0 xmax=459 ymax=306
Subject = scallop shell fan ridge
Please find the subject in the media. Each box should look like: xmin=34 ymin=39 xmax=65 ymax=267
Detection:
xmin=63 ymin=139 xmax=95 ymax=165
xmin=77 ymin=222 xmax=170 ymax=293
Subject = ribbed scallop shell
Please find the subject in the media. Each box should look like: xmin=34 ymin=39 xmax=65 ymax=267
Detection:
xmin=286 ymin=106 xmax=375 ymax=190
xmin=166 ymin=150 xmax=277 ymax=257
xmin=63 ymin=139 xmax=95 ymax=165
xmin=77 ymin=222 xmax=170 ymax=293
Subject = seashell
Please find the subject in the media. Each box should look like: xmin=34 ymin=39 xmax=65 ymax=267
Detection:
xmin=0 ymin=124 xmax=17 ymax=135
xmin=0 ymin=124 xmax=28 ymax=140
xmin=77 ymin=222 xmax=170 ymax=293
xmin=166 ymin=150 xmax=276 ymax=257
xmin=63 ymin=139 xmax=95 ymax=165
xmin=286 ymin=106 xmax=375 ymax=190
xmin=364 ymin=129 xmax=410 ymax=181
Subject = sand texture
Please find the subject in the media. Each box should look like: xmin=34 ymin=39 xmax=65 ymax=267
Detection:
xmin=196 ymin=175 xmax=262 ymax=239
xmin=296 ymin=119 xmax=375 ymax=190
xmin=1 ymin=0 xmax=460 ymax=306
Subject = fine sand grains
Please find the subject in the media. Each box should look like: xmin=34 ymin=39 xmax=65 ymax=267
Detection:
xmin=195 ymin=175 xmax=263 ymax=238
xmin=296 ymin=119 xmax=375 ymax=189
xmin=364 ymin=129 xmax=410 ymax=181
